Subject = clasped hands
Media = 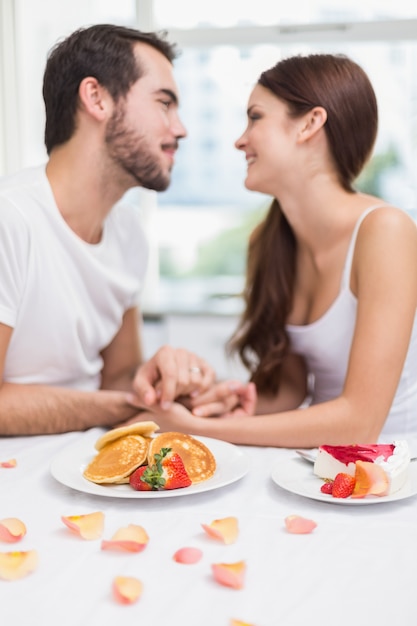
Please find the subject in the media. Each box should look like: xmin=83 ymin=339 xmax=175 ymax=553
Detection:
xmin=126 ymin=345 xmax=256 ymax=421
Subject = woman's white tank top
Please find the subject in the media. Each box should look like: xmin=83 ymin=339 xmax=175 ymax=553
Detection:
xmin=286 ymin=205 xmax=417 ymax=441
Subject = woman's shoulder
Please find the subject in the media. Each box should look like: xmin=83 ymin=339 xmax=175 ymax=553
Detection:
xmin=353 ymin=203 xmax=417 ymax=277
xmin=357 ymin=203 xmax=416 ymax=239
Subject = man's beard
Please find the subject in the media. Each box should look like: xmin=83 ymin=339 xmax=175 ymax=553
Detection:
xmin=105 ymin=105 xmax=171 ymax=192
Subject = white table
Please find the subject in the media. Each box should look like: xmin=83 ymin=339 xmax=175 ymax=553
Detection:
xmin=1 ymin=428 xmax=416 ymax=626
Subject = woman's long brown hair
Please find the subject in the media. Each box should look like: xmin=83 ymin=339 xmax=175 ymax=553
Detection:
xmin=228 ymin=54 xmax=378 ymax=394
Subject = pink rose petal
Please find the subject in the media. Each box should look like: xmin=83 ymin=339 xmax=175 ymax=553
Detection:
xmin=61 ymin=512 xmax=104 ymax=540
xmin=101 ymin=524 xmax=149 ymax=552
xmin=211 ymin=560 xmax=246 ymax=589
xmin=285 ymin=515 xmax=317 ymax=534
xmin=352 ymin=461 xmax=389 ymax=498
xmin=201 ymin=516 xmax=239 ymax=544
xmin=0 ymin=459 xmax=17 ymax=468
xmin=0 ymin=518 xmax=27 ymax=543
xmin=112 ymin=576 xmax=143 ymax=604
xmin=173 ymin=547 xmax=203 ymax=564
xmin=0 ymin=550 xmax=38 ymax=580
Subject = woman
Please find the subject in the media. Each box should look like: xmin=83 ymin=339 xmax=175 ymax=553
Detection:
xmin=130 ymin=53 xmax=417 ymax=447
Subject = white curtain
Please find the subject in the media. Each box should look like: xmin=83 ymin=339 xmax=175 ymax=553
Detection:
xmin=0 ymin=0 xmax=21 ymax=176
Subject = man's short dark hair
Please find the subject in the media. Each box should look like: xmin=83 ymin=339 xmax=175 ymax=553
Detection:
xmin=42 ymin=24 xmax=178 ymax=154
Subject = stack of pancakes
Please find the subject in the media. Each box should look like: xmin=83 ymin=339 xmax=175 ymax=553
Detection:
xmin=83 ymin=421 xmax=216 ymax=487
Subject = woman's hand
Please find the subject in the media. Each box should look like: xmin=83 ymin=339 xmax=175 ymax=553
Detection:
xmin=129 ymin=346 xmax=215 ymax=410
xmin=188 ymin=380 xmax=257 ymax=418
xmin=120 ymin=402 xmax=199 ymax=433
xmin=120 ymin=384 xmax=256 ymax=436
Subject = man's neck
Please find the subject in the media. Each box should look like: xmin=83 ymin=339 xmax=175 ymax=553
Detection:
xmin=45 ymin=146 xmax=128 ymax=244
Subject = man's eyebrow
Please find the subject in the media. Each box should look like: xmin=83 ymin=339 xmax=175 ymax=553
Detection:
xmin=157 ymin=88 xmax=178 ymax=105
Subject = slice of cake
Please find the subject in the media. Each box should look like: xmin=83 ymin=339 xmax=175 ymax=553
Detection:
xmin=313 ymin=440 xmax=410 ymax=495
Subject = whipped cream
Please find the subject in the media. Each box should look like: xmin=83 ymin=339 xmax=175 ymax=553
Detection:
xmin=375 ymin=440 xmax=410 ymax=494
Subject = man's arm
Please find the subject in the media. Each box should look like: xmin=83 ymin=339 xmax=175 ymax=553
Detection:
xmin=100 ymin=307 xmax=143 ymax=391
xmin=0 ymin=319 xmax=140 ymax=436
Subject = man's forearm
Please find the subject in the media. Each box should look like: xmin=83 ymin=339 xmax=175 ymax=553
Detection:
xmin=0 ymin=382 xmax=139 ymax=436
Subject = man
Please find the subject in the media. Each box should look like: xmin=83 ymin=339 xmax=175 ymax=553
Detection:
xmin=0 ymin=24 xmax=214 ymax=435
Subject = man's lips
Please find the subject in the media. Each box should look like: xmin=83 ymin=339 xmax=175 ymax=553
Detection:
xmin=162 ymin=142 xmax=179 ymax=162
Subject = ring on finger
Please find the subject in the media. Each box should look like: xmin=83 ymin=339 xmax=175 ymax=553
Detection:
xmin=189 ymin=366 xmax=201 ymax=374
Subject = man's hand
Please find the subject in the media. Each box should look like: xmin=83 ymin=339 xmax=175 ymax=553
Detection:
xmin=128 ymin=346 xmax=216 ymax=410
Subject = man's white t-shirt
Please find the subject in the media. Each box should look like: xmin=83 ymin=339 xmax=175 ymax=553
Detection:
xmin=0 ymin=165 xmax=148 ymax=390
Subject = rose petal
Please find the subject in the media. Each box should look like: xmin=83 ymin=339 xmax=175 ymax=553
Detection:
xmin=201 ymin=516 xmax=239 ymax=544
xmin=230 ymin=621 xmax=255 ymax=626
xmin=0 ymin=459 xmax=17 ymax=468
xmin=112 ymin=576 xmax=143 ymax=604
xmin=173 ymin=547 xmax=203 ymax=564
xmin=211 ymin=560 xmax=246 ymax=589
xmin=0 ymin=518 xmax=27 ymax=543
xmin=0 ymin=550 xmax=38 ymax=580
xmin=101 ymin=524 xmax=149 ymax=552
xmin=285 ymin=515 xmax=317 ymax=534
xmin=61 ymin=512 xmax=104 ymax=540
xmin=352 ymin=461 xmax=389 ymax=498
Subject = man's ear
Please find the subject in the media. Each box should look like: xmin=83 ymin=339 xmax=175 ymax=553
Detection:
xmin=297 ymin=106 xmax=327 ymax=143
xmin=78 ymin=77 xmax=112 ymax=121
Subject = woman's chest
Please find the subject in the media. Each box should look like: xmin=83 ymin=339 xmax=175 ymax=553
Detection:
xmin=288 ymin=248 xmax=350 ymax=326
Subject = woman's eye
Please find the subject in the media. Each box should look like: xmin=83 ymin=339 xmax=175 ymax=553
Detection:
xmin=160 ymin=100 xmax=171 ymax=109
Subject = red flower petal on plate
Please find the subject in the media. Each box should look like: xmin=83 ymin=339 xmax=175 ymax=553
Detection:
xmin=112 ymin=576 xmax=143 ymax=604
xmin=101 ymin=524 xmax=149 ymax=552
xmin=352 ymin=461 xmax=389 ymax=498
xmin=0 ymin=518 xmax=27 ymax=543
xmin=285 ymin=515 xmax=317 ymax=534
xmin=173 ymin=547 xmax=203 ymax=564
xmin=61 ymin=512 xmax=104 ymax=540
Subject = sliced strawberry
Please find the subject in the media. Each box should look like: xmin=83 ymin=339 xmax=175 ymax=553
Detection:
xmin=133 ymin=448 xmax=191 ymax=491
xmin=129 ymin=466 xmax=152 ymax=491
xmin=160 ymin=450 xmax=192 ymax=490
xmin=331 ymin=472 xmax=356 ymax=498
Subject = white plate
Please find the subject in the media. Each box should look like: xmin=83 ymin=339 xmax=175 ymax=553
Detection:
xmin=271 ymin=456 xmax=417 ymax=505
xmin=50 ymin=431 xmax=249 ymax=498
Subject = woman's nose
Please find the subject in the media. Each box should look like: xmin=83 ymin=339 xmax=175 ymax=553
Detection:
xmin=234 ymin=132 xmax=246 ymax=150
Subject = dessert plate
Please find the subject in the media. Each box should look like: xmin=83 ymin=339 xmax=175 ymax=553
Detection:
xmin=271 ymin=456 xmax=417 ymax=505
xmin=50 ymin=430 xmax=249 ymax=498
xmin=295 ymin=448 xmax=318 ymax=463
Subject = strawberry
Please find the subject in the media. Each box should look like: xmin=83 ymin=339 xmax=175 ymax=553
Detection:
xmin=331 ymin=472 xmax=356 ymax=498
xmin=131 ymin=448 xmax=192 ymax=491
xmin=129 ymin=465 xmax=153 ymax=491
xmin=320 ymin=480 xmax=334 ymax=495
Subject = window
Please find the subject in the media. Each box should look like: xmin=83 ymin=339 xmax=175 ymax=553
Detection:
xmin=151 ymin=3 xmax=417 ymax=313
xmin=1 ymin=0 xmax=417 ymax=314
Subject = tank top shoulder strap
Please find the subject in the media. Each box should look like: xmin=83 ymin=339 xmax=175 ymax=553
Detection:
xmin=341 ymin=204 xmax=388 ymax=288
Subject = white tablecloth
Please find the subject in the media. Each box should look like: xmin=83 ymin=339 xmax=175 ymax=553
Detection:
xmin=1 ymin=429 xmax=416 ymax=626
